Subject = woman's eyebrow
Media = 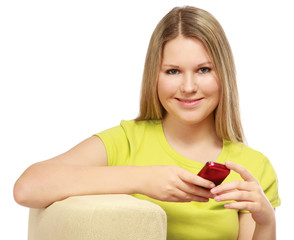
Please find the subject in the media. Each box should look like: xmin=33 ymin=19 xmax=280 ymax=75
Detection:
xmin=161 ymin=64 xmax=180 ymax=68
xmin=161 ymin=62 xmax=212 ymax=68
xmin=197 ymin=61 xmax=213 ymax=67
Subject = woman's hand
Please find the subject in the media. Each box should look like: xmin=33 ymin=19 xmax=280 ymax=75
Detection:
xmin=211 ymin=161 xmax=275 ymax=226
xmin=138 ymin=165 xmax=215 ymax=203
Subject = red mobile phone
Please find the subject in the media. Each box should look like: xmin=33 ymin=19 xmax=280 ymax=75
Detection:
xmin=197 ymin=162 xmax=230 ymax=186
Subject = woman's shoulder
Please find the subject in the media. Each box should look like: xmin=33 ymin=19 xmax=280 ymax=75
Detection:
xmin=225 ymin=140 xmax=277 ymax=181
xmin=225 ymin=140 xmax=267 ymax=162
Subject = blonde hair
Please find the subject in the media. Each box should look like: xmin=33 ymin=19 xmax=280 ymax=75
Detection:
xmin=136 ymin=6 xmax=245 ymax=143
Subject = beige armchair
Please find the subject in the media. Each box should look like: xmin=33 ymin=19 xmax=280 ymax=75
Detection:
xmin=28 ymin=194 xmax=167 ymax=240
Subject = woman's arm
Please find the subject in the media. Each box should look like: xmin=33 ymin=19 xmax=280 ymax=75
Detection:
xmin=13 ymin=136 xmax=142 ymax=208
xmin=14 ymin=136 xmax=215 ymax=208
xmin=238 ymin=213 xmax=255 ymax=239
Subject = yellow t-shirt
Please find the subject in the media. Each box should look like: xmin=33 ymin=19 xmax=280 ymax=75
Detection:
xmin=96 ymin=120 xmax=281 ymax=240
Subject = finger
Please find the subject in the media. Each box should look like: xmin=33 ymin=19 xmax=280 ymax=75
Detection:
xmin=214 ymin=190 xmax=256 ymax=203
xmin=178 ymin=181 xmax=214 ymax=199
xmin=225 ymin=161 xmax=256 ymax=182
xmin=224 ymin=201 xmax=258 ymax=212
xmin=179 ymin=169 xmax=215 ymax=189
xmin=211 ymin=180 xmax=254 ymax=195
xmin=169 ymin=188 xmax=210 ymax=203
xmin=178 ymin=193 xmax=210 ymax=203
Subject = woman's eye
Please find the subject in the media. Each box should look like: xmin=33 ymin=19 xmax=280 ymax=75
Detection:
xmin=166 ymin=69 xmax=179 ymax=75
xmin=198 ymin=67 xmax=211 ymax=74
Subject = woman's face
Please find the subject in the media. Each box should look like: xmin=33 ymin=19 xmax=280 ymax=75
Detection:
xmin=157 ymin=36 xmax=220 ymax=126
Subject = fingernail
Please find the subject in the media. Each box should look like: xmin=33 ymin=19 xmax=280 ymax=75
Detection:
xmin=209 ymin=183 xmax=215 ymax=188
xmin=211 ymin=188 xmax=217 ymax=194
xmin=214 ymin=196 xmax=221 ymax=202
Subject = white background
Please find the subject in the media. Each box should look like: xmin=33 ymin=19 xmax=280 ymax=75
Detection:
xmin=1 ymin=0 xmax=293 ymax=239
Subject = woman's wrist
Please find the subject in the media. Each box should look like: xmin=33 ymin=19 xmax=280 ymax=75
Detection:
xmin=131 ymin=166 xmax=150 ymax=195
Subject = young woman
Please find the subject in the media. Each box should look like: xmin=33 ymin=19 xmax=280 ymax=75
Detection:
xmin=14 ymin=6 xmax=280 ymax=239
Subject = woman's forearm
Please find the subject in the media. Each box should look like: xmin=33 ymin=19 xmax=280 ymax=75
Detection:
xmin=13 ymin=162 xmax=143 ymax=208
xmin=14 ymin=163 xmax=215 ymax=208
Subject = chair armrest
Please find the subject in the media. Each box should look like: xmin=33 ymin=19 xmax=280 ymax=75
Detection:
xmin=28 ymin=194 xmax=167 ymax=240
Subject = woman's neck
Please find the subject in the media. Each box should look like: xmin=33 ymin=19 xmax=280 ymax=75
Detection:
xmin=162 ymin=114 xmax=219 ymax=144
xmin=162 ymin=114 xmax=223 ymax=163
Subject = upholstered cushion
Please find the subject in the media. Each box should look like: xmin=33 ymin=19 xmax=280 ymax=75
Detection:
xmin=28 ymin=194 xmax=167 ymax=240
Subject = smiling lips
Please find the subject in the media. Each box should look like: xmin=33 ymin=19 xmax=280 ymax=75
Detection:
xmin=175 ymin=97 xmax=204 ymax=108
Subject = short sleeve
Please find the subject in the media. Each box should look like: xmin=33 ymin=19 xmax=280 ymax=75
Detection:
xmin=258 ymin=157 xmax=281 ymax=208
xmin=94 ymin=125 xmax=130 ymax=166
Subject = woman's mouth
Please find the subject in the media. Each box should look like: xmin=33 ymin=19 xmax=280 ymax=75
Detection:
xmin=175 ymin=97 xmax=204 ymax=108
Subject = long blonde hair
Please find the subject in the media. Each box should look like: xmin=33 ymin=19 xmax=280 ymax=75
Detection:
xmin=136 ymin=6 xmax=245 ymax=143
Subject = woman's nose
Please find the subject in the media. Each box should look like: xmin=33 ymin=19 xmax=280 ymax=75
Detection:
xmin=180 ymin=73 xmax=197 ymax=93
